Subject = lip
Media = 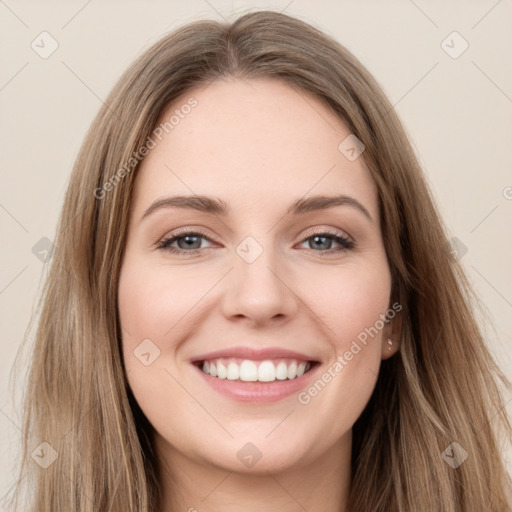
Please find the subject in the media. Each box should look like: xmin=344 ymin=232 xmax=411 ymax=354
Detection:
xmin=191 ymin=346 xmax=320 ymax=403
xmin=191 ymin=346 xmax=317 ymax=364
xmin=193 ymin=361 xmax=320 ymax=403
xmin=191 ymin=346 xmax=321 ymax=403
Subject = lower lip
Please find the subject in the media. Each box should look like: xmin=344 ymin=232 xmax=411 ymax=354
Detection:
xmin=193 ymin=363 xmax=320 ymax=403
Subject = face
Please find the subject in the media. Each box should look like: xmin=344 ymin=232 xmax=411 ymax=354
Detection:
xmin=118 ymin=77 xmax=400 ymax=475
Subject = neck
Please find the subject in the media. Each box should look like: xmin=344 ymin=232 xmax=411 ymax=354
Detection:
xmin=155 ymin=431 xmax=352 ymax=512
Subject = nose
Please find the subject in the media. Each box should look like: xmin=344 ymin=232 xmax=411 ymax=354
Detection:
xmin=221 ymin=243 xmax=299 ymax=327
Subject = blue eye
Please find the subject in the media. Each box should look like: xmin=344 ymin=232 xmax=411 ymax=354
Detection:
xmin=157 ymin=231 xmax=214 ymax=254
xmin=298 ymin=231 xmax=354 ymax=253
xmin=157 ymin=230 xmax=355 ymax=255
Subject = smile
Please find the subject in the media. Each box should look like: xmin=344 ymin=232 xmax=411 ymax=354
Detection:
xmin=198 ymin=358 xmax=313 ymax=382
xmin=192 ymin=359 xmax=320 ymax=403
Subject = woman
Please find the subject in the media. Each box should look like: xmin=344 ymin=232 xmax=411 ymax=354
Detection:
xmin=10 ymin=10 xmax=511 ymax=512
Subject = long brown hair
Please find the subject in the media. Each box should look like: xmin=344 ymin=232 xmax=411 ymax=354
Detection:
xmin=9 ymin=10 xmax=511 ymax=511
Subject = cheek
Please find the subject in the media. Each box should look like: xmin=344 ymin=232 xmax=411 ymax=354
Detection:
xmin=117 ymin=255 xmax=222 ymax=414
xmin=295 ymin=258 xmax=391 ymax=407
xmin=117 ymin=257 xmax=184 ymax=407
xmin=117 ymin=258 xmax=207 ymax=439
xmin=118 ymin=257 xmax=204 ymax=353
xmin=301 ymin=257 xmax=391 ymax=348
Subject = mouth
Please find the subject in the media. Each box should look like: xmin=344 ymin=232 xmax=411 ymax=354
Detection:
xmin=190 ymin=346 xmax=321 ymax=402
xmin=192 ymin=357 xmax=318 ymax=383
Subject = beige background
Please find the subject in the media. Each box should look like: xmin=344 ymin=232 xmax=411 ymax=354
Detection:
xmin=1 ymin=0 xmax=511 ymax=505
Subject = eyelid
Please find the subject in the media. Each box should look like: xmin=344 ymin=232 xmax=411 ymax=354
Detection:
xmin=299 ymin=226 xmax=353 ymax=244
xmin=156 ymin=227 xmax=217 ymax=249
xmin=295 ymin=228 xmax=355 ymax=254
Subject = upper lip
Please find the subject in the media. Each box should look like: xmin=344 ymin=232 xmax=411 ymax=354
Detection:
xmin=191 ymin=346 xmax=318 ymax=363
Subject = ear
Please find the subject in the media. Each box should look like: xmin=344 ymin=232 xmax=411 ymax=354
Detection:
xmin=381 ymin=306 xmax=402 ymax=360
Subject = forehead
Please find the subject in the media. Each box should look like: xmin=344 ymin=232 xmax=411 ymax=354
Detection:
xmin=132 ymin=77 xmax=378 ymax=220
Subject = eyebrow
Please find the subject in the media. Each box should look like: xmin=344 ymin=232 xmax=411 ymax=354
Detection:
xmin=141 ymin=194 xmax=374 ymax=223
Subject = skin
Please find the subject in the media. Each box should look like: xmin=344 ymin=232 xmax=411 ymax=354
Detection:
xmin=118 ymin=77 xmax=401 ymax=512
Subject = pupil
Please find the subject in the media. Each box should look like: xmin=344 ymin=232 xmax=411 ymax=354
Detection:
xmin=312 ymin=235 xmax=331 ymax=250
xmin=180 ymin=236 xmax=200 ymax=249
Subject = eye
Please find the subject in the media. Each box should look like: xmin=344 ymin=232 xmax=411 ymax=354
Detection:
xmin=297 ymin=230 xmax=355 ymax=254
xmin=157 ymin=229 xmax=355 ymax=256
xmin=157 ymin=230 xmax=216 ymax=254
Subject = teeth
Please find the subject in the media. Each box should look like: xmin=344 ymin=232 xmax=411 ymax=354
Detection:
xmin=217 ymin=362 xmax=227 ymax=379
xmin=226 ymin=362 xmax=239 ymax=380
xmin=239 ymin=360 xmax=258 ymax=381
xmin=276 ymin=361 xmax=288 ymax=380
xmin=200 ymin=358 xmax=313 ymax=382
xmin=258 ymin=361 xmax=276 ymax=382
xmin=287 ymin=361 xmax=297 ymax=379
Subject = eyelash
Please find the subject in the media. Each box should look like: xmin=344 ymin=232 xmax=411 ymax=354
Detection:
xmin=157 ymin=229 xmax=355 ymax=256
